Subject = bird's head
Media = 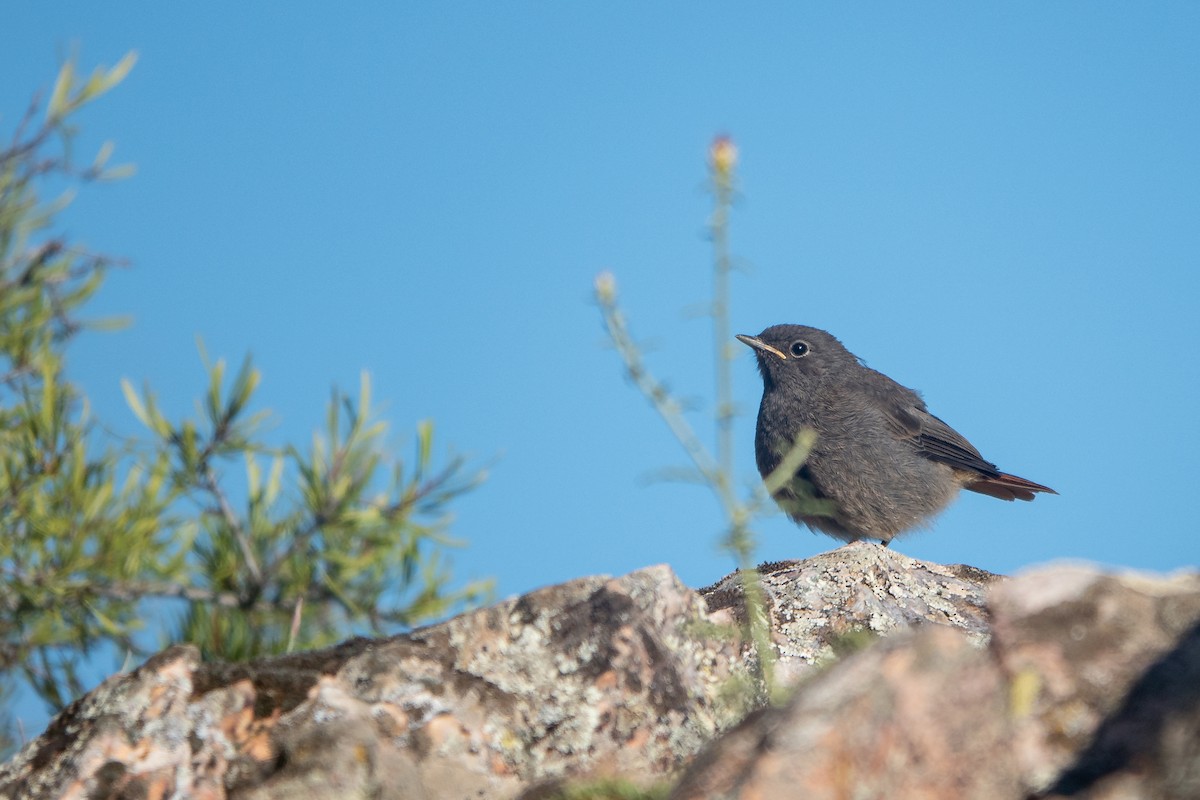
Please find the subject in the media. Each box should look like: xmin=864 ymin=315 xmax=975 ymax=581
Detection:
xmin=736 ymin=324 xmax=858 ymax=391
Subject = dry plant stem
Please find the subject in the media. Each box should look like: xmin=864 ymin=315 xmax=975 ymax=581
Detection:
xmin=747 ymin=429 xmax=818 ymax=519
xmin=597 ymin=286 xmax=783 ymax=699
xmin=287 ymin=596 xmax=304 ymax=653
xmin=594 ymin=139 xmax=826 ymax=705
xmin=711 ymin=168 xmax=736 ymax=516
xmin=708 ymin=159 xmax=778 ymax=695
xmin=707 ymin=150 xmax=779 ymax=697
xmin=597 ymin=294 xmax=729 ymax=514
xmin=706 ymin=147 xmax=757 ymax=567
xmin=738 ymin=567 xmax=776 ymax=698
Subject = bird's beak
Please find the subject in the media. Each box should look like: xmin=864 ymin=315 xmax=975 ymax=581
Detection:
xmin=736 ymin=334 xmax=787 ymax=360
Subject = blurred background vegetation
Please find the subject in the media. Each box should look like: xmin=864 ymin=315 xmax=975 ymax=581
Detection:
xmin=0 ymin=56 xmax=491 ymax=752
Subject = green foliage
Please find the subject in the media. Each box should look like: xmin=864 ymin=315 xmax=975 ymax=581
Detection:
xmin=1 ymin=53 xmax=169 ymax=709
xmin=123 ymin=364 xmax=489 ymax=661
xmin=0 ymin=55 xmax=491 ymax=723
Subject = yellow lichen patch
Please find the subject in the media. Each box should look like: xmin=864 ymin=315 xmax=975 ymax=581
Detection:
xmin=1009 ymin=669 xmax=1041 ymax=719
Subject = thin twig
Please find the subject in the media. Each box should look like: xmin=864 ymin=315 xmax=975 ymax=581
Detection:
xmin=198 ymin=462 xmax=264 ymax=588
xmin=710 ymin=142 xmax=737 ymax=514
xmin=595 ymin=282 xmax=730 ymax=517
xmin=286 ymin=595 xmax=304 ymax=653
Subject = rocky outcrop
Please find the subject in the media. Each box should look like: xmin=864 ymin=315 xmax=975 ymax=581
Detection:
xmin=0 ymin=567 xmax=731 ymax=800
xmin=700 ymin=544 xmax=999 ymax=684
xmin=1 ymin=544 xmax=1196 ymax=799
xmin=671 ymin=625 xmax=1019 ymax=799
xmin=995 ymin=566 xmax=1200 ymax=799
xmin=674 ymin=563 xmax=1200 ymax=799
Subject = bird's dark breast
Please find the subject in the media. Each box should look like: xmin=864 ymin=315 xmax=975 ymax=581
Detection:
xmin=752 ymin=388 xmax=814 ymax=480
xmin=753 ymin=391 xmax=842 ymax=524
xmin=754 ymin=389 xmax=957 ymax=542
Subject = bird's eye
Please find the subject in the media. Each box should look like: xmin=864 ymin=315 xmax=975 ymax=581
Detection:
xmin=789 ymin=341 xmax=810 ymax=357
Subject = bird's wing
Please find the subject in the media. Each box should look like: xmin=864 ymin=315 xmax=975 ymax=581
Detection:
xmin=884 ymin=393 xmax=1057 ymax=501
xmin=909 ymin=409 xmax=1002 ymax=478
xmin=859 ymin=368 xmax=1002 ymax=478
xmin=859 ymin=367 xmax=1056 ymax=500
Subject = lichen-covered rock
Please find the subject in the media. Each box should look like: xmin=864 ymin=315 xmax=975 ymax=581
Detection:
xmin=0 ymin=565 xmax=738 ymax=800
xmin=671 ymin=625 xmax=1018 ymax=800
xmin=991 ymin=564 xmax=1200 ymax=798
xmin=672 ymin=561 xmax=1200 ymax=800
xmin=2 ymin=549 xmax=1195 ymax=800
xmin=1036 ymin=619 xmax=1200 ymax=800
xmin=701 ymin=541 xmax=998 ymax=685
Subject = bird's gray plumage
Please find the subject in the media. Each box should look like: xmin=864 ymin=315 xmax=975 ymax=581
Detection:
xmin=739 ymin=324 xmax=1055 ymax=543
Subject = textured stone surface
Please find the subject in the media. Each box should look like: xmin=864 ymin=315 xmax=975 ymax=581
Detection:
xmin=0 ymin=565 xmax=735 ymax=800
xmin=671 ymin=626 xmax=1018 ymax=800
xmin=1038 ymin=618 xmax=1200 ymax=799
xmin=702 ymin=541 xmax=997 ymax=676
xmin=991 ymin=565 xmax=1200 ymax=797
xmin=674 ymin=561 xmax=1200 ymax=800
xmin=2 ymin=548 xmax=1197 ymax=800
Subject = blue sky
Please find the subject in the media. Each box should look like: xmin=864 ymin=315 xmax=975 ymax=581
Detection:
xmin=3 ymin=2 xmax=1197 ymax=671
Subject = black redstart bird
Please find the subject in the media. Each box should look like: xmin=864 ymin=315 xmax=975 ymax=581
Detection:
xmin=737 ymin=324 xmax=1055 ymax=544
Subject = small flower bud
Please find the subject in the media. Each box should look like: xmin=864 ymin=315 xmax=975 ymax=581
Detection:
xmin=709 ymin=135 xmax=738 ymax=176
xmin=594 ymin=270 xmax=617 ymax=303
